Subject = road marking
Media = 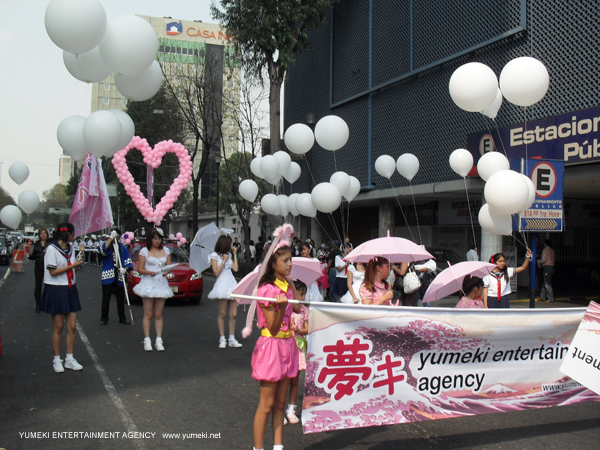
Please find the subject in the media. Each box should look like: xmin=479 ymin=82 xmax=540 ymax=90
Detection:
xmin=76 ymin=322 xmax=146 ymax=449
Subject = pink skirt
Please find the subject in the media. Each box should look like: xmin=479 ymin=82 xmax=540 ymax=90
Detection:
xmin=251 ymin=335 xmax=299 ymax=382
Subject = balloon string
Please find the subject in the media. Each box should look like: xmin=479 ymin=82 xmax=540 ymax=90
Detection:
xmin=409 ymin=183 xmax=422 ymax=244
xmin=325 ymin=210 xmax=345 ymax=247
xmin=387 ymin=179 xmax=415 ymax=242
xmin=463 ymin=177 xmax=478 ymax=251
xmin=314 ymin=215 xmax=343 ymax=254
xmin=482 ymin=115 xmax=508 ymax=157
xmin=302 ymin=154 xmax=317 ymax=186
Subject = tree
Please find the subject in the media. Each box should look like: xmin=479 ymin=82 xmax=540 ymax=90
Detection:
xmin=0 ymin=186 xmax=16 ymax=210
xmin=211 ymin=0 xmax=337 ymax=155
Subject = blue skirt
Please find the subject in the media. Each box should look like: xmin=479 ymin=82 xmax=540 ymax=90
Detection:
xmin=487 ymin=294 xmax=510 ymax=309
xmin=40 ymin=284 xmax=81 ymax=314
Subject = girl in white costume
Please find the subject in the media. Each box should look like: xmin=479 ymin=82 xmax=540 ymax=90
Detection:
xmin=299 ymin=242 xmax=324 ymax=302
xmin=340 ymin=262 xmax=366 ymax=304
xmin=134 ymin=228 xmax=173 ymax=351
xmin=207 ymin=234 xmax=242 ymax=348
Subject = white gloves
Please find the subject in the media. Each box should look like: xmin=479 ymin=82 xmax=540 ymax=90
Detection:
xmin=110 ymin=230 xmax=119 ymax=239
xmin=119 ymin=268 xmax=127 ymax=275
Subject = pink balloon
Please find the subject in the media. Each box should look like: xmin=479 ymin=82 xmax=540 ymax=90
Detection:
xmin=169 ymin=234 xmax=175 ymax=240
xmin=180 ymin=238 xmax=186 ymax=244
xmin=176 ymin=232 xmax=182 ymax=239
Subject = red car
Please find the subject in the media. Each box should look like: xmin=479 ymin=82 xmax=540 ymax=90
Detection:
xmin=127 ymin=242 xmax=203 ymax=305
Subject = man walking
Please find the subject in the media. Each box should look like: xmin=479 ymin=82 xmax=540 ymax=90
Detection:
xmin=99 ymin=229 xmax=133 ymax=325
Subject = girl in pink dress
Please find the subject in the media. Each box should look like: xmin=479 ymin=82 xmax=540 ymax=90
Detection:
xmin=359 ymin=256 xmax=396 ymax=305
xmin=285 ymin=280 xmax=309 ymax=425
xmin=455 ymin=275 xmax=485 ymax=308
xmin=251 ymin=244 xmax=301 ymax=450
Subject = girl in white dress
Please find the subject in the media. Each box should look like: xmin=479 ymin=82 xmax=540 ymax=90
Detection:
xmin=207 ymin=235 xmax=241 ymax=348
xmin=299 ymin=243 xmax=324 ymax=302
xmin=340 ymin=262 xmax=366 ymax=304
xmin=134 ymin=229 xmax=173 ymax=351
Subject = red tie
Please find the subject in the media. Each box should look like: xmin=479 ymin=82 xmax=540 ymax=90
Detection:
xmin=497 ymin=276 xmax=501 ymax=301
xmin=66 ymin=261 xmax=74 ymax=288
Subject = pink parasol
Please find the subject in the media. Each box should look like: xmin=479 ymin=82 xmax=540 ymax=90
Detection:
xmin=344 ymin=231 xmax=432 ymax=263
xmin=422 ymin=261 xmax=497 ymax=303
xmin=232 ymin=257 xmax=322 ymax=304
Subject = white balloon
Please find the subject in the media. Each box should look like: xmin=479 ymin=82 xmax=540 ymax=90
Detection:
xmin=344 ymin=176 xmax=361 ymax=202
xmin=278 ymin=195 xmax=289 ymax=217
xmin=0 ymin=205 xmax=22 ymax=229
xmin=449 ymin=149 xmax=474 ymax=178
xmin=481 ymin=88 xmax=503 ymax=119
xmin=521 ymin=174 xmax=536 ymax=212
xmin=478 ymin=204 xmax=512 ymax=236
xmin=284 ymin=123 xmax=314 ymax=155
xmin=63 ymin=47 xmax=112 ymax=83
xmin=296 ymin=193 xmax=317 ymax=218
xmin=272 ymin=151 xmax=292 ymax=176
xmin=259 ymin=155 xmax=280 ymax=179
xmin=8 ymin=162 xmax=30 ymax=185
xmin=115 ymin=60 xmax=162 ymax=101
xmin=250 ymin=156 xmax=264 ymax=179
xmin=500 ymin=57 xmax=549 ymax=107
xmin=311 ymin=182 xmax=342 ymax=213
xmin=57 ymin=115 xmax=89 ymax=160
xmin=396 ymin=153 xmax=419 ymax=181
xmin=106 ymin=110 xmax=135 ymax=156
xmin=18 ymin=190 xmax=40 ymax=214
xmin=329 ymin=172 xmax=350 ymax=196
xmin=484 ymin=170 xmax=529 ymax=216
xmin=83 ymin=110 xmax=123 ymax=157
xmin=99 ymin=15 xmax=158 ymax=75
xmin=287 ymin=193 xmax=300 ymax=216
xmin=266 ymin=174 xmax=281 ymax=186
xmin=374 ymin=155 xmax=396 ymax=179
xmin=239 ymin=179 xmax=258 ymax=202
xmin=261 ymin=194 xmax=280 ymax=215
xmin=449 ymin=62 xmax=498 ymax=112
xmin=45 ymin=0 xmax=107 ymax=55
xmin=283 ymin=162 xmax=301 ymax=184
xmin=477 ymin=152 xmax=509 ymax=181
xmin=314 ymin=115 xmax=349 ymax=151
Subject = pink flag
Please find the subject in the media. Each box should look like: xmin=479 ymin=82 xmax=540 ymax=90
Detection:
xmin=69 ymin=152 xmax=114 ymax=238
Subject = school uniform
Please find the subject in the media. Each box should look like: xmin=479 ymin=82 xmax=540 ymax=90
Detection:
xmin=39 ymin=242 xmax=81 ymax=314
xmin=483 ymin=268 xmax=516 ymax=309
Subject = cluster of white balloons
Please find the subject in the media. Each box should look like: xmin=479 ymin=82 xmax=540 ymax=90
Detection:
xmin=449 ymin=57 xmax=549 ymax=119
xmin=58 ymin=109 xmax=135 ymax=159
xmin=448 ymin=149 xmax=534 ymax=235
xmin=46 ymin=0 xmax=162 ymax=102
xmin=283 ymin=115 xmax=349 ymax=154
xmin=374 ymin=153 xmax=420 ymax=181
xmin=250 ymin=151 xmax=300 ymax=186
xmin=0 ymin=163 xmax=41 ymax=229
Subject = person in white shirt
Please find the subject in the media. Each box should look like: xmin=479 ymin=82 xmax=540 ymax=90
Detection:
xmin=466 ymin=243 xmax=479 ymax=261
xmin=332 ymin=246 xmax=349 ymax=302
xmin=483 ymin=250 xmax=531 ymax=308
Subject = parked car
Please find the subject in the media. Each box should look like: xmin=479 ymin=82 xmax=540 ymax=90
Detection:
xmin=0 ymin=236 xmax=10 ymax=265
xmin=127 ymin=242 xmax=203 ymax=305
xmin=426 ymin=247 xmax=464 ymax=275
xmin=22 ymin=231 xmax=38 ymax=243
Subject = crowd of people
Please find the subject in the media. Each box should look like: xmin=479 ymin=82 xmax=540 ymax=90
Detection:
xmin=25 ymin=220 xmax=553 ymax=450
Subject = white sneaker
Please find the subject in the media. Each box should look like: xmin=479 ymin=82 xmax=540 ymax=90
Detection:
xmin=219 ymin=339 xmax=227 ymax=349
xmin=228 ymin=338 xmax=242 ymax=348
xmin=286 ymin=411 xmax=300 ymax=424
xmin=144 ymin=338 xmax=153 ymax=351
xmin=64 ymin=359 xmax=83 ymax=371
xmin=53 ymin=359 xmax=64 ymax=373
xmin=155 ymin=338 xmax=165 ymax=351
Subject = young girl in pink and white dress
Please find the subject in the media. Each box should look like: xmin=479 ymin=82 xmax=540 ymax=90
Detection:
xmin=284 ymin=279 xmax=309 ymax=425
xmin=360 ymin=257 xmax=396 ymax=305
xmin=250 ymin=229 xmax=301 ymax=450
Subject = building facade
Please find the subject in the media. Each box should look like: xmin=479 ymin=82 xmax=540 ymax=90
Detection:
xmin=284 ymin=0 xmax=600 ymax=294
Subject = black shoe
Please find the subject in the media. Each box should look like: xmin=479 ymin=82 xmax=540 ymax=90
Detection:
xmin=119 ymin=320 xmax=131 ymax=325
xmin=100 ymin=320 xmax=108 ymax=325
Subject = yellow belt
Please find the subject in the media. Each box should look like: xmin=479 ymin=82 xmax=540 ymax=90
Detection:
xmin=261 ymin=328 xmax=293 ymax=339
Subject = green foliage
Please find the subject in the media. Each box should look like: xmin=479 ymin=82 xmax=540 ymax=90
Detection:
xmin=42 ymin=184 xmax=69 ymax=207
xmin=0 ymin=186 xmax=16 ymax=210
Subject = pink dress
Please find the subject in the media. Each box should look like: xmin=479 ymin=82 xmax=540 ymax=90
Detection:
xmin=291 ymin=306 xmax=309 ymax=371
xmin=359 ymin=282 xmax=395 ymax=306
xmin=455 ymin=296 xmax=485 ymax=308
xmin=251 ymin=283 xmax=300 ymax=382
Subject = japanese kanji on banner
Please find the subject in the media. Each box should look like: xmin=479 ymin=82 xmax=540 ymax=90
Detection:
xmin=302 ymin=304 xmax=600 ymax=434
xmin=560 ymin=301 xmax=600 ymax=395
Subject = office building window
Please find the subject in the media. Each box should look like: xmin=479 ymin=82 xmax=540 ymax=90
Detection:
xmin=103 ymin=97 xmax=109 ymax=105
xmin=104 ymin=83 xmax=110 ymax=91
xmin=229 ymin=92 xmax=234 ymax=100
xmin=122 ymin=98 xmax=128 ymax=106
xmin=228 ymin=120 xmax=233 ymax=127
xmin=182 ymin=48 xmax=188 ymax=55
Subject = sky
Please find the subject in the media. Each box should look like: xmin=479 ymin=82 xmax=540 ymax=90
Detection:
xmin=0 ymin=0 xmax=215 ymax=202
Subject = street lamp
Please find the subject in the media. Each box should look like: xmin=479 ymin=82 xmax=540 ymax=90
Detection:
xmin=209 ymin=151 xmax=222 ymax=227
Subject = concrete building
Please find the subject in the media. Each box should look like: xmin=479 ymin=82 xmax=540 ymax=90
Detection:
xmin=58 ymin=155 xmax=73 ymax=186
xmin=283 ymin=0 xmax=600 ymax=294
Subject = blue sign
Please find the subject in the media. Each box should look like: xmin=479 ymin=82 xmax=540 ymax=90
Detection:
xmin=467 ymin=106 xmax=600 ymax=166
xmin=510 ymin=159 xmax=564 ymax=232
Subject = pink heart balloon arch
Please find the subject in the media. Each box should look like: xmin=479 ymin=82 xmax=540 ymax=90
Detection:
xmin=112 ymin=136 xmax=193 ymax=226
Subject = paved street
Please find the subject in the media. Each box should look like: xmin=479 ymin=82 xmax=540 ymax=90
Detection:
xmin=0 ymin=261 xmax=599 ymax=449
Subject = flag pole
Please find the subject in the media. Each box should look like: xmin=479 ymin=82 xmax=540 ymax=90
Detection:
xmin=113 ymin=239 xmax=134 ymax=325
